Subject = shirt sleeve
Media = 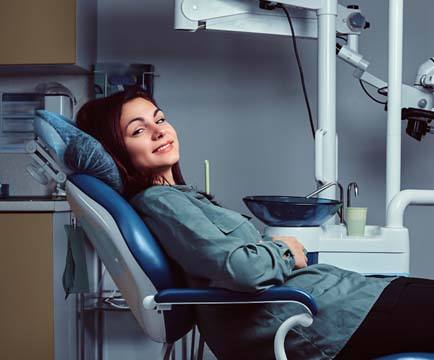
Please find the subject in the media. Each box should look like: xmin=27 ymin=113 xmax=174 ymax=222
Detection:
xmin=262 ymin=234 xmax=308 ymax=256
xmin=130 ymin=187 xmax=296 ymax=293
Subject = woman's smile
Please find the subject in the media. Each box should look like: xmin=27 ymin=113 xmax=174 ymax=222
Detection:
xmin=153 ymin=140 xmax=174 ymax=154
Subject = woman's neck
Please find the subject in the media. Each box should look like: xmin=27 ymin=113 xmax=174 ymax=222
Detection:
xmin=152 ymin=169 xmax=175 ymax=185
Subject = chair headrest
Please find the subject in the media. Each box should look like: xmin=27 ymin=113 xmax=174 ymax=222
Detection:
xmin=34 ymin=110 xmax=124 ymax=193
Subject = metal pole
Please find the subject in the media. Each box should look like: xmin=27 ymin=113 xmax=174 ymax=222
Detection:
xmin=385 ymin=0 xmax=404 ymax=213
xmin=317 ymin=0 xmax=338 ymax=202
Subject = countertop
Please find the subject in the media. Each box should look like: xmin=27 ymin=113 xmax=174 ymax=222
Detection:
xmin=0 ymin=196 xmax=71 ymax=212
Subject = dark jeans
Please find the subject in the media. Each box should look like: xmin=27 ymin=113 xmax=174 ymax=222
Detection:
xmin=334 ymin=276 xmax=434 ymax=359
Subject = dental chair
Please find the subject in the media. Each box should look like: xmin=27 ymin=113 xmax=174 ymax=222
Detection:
xmin=32 ymin=110 xmax=434 ymax=360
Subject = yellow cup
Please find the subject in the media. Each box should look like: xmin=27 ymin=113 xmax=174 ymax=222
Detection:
xmin=346 ymin=207 xmax=367 ymax=236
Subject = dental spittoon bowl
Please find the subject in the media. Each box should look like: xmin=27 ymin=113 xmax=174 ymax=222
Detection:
xmin=242 ymin=196 xmax=342 ymax=227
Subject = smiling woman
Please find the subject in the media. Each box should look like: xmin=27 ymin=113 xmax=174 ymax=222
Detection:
xmin=75 ymin=87 xmax=223 ymax=207
xmin=119 ymin=96 xmax=180 ymax=185
xmin=75 ymin=88 xmax=181 ymax=199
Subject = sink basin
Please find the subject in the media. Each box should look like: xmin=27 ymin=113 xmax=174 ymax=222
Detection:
xmin=242 ymin=195 xmax=342 ymax=227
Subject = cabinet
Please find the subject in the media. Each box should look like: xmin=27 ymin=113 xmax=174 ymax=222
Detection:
xmin=0 ymin=0 xmax=96 ymax=73
xmin=0 ymin=208 xmax=76 ymax=360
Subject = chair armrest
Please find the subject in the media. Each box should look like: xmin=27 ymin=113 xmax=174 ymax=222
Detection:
xmin=143 ymin=286 xmax=317 ymax=315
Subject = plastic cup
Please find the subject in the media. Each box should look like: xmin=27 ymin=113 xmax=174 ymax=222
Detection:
xmin=346 ymin=207 xmax=367 ymax=236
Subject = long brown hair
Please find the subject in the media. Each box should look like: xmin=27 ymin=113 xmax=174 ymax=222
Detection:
xmin=76 ymin=87 xmax=221 ymax=206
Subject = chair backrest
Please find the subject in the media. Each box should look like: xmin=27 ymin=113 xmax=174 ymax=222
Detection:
xmin=66 ymin=173 xmax=194 ymax=343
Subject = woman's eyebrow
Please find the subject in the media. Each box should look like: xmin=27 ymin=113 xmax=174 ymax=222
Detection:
xmin=125 ymin=108 xmax=163 ymax=131
xmin=153 ymin=107 xmax=162 ymax=118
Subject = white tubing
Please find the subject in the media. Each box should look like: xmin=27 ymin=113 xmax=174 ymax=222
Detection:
xmin=274 ymin=313 xmax=313 ymax=360
xmin=386 ymin=190 xmax=434 ymax=228
xmin=316 ymin=0 xmax=338 ymax=201
xmin=386 ymin=0 xmax=404 ymax=213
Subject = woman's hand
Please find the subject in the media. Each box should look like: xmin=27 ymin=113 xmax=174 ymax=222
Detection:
xmin=272 ymin=236 xmax=308 ymax=269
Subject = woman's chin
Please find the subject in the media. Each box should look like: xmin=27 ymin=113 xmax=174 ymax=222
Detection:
xmin=164 ymin=149 xmax=178 ymax=158
xmin=153 ymin=152 xmax=180 ymax=165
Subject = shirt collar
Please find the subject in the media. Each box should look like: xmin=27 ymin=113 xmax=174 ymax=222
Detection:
xmin=170 ymin=185 xmax=252 ymax=220
xmin=170 ymin=184 xmax=198 ymax=192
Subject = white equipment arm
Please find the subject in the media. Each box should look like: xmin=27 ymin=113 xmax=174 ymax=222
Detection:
xmin=175 ymin=0 xmax=364 ymax=38
xmin=337 ymin=44 xmax=434 ymax=111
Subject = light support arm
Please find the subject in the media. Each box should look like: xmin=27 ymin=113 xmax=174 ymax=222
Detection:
xmin=274 ymin=0 xmax=323 ymax=9
xmin=337 ymin=44 xmax=433 ymax=110
xmin=176 ymin=0 xmax=363 ymax=38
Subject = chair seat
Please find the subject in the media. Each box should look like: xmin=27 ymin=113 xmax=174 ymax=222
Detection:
xmin=374 ymin=353 xmax=434 ymax=360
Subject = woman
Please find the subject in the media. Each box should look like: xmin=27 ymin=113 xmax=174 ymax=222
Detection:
xmin=76 ymin=87 xmax=434 ymax=360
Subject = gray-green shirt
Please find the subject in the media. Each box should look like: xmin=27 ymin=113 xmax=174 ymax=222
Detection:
xmin=129 ymin=184 xmax=397 ymax=360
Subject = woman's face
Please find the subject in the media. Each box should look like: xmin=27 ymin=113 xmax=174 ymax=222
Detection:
xmin=120 ymin=97 xmax=180 ymax=184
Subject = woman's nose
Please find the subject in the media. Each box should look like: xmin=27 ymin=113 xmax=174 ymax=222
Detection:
xmin=152 ymin=128 xmax=165 ymax=140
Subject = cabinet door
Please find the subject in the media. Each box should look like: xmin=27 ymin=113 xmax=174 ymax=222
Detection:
xmin=0 ymin=212 xmax=54 ymax=360
xmin=0 ymin=0 xmax=75 ymax=65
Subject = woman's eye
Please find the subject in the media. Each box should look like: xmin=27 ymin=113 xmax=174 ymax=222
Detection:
xmin=132 ymin=119 xmax=166 ymax=136
xmin=133 ymin=128 xmax=145 ymax=136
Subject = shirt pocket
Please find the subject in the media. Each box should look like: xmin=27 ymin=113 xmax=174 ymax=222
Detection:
xmin=209 ymin=210 xmax=249 ymax=235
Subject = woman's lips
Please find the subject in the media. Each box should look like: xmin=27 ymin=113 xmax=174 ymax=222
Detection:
xmin=154 ymin=141 xmax=174 ymax=154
